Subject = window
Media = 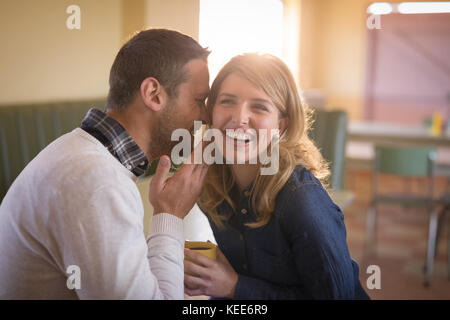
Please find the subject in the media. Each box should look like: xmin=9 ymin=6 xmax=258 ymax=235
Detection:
xmin=199 ymin=0 xmax=285 ymax=82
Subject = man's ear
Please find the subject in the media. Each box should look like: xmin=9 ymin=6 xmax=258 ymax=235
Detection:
xmin=140 ymin=77 xmax=167 ymax=112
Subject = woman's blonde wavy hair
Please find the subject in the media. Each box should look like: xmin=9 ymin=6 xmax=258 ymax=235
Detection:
xmin=198 ymin=53 xmax=329 ymax=229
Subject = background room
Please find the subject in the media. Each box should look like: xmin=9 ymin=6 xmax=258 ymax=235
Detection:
xmin=0 ymin=0 xmax=449 ymax=299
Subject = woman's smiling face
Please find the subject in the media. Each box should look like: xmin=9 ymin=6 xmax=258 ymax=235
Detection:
xmin=211 ymin=73 xmax=287 ymax=164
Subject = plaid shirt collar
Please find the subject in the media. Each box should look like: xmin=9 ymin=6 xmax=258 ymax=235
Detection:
xmin=80 ymin=108 xmax=149 ymax=177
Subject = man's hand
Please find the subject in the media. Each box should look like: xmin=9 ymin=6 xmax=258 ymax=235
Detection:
xmin=148 ymin=155 xmax=208 ymax=219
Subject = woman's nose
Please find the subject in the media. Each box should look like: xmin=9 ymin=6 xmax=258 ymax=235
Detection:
xmin=232 ymin=103 xmax=250 ymax=126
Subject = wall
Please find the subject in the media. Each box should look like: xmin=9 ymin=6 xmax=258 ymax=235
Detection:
xmin=121 ymin=0 xmax=146 ymax=44
xmin=298 ymin=0 xmax=440 ymax=120
xmin=0 ymin=0 xmax=201 ymax=106
xmin=145 ymin=0 xmax=199 ymax=41
xmin=0 ymin=0 xmax=122 ymax=105
xmin=121 ymin=0 xmax=199 ymax=44
xmin=298 ymin=0 xmax=371 ymax=120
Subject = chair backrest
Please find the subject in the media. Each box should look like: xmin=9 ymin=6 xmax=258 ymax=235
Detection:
xmin=309 ymin=109 xmax=348 ymax=190
xmin=0 ymin=99 xmax=106 ymax=200
xmin=374 ymin=145 xmax=436 ymax=177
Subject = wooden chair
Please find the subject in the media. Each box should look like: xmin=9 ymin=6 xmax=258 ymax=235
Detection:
xmin=425 ymin=188 xmax=450 ymax=286
xmin=364 ymin=145 xmax=438 ymax=285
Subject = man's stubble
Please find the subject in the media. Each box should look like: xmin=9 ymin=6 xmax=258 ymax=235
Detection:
xmin=149 ymin=99 xmax=185 ymax=160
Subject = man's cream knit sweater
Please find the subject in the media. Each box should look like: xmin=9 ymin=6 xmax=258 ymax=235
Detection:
xmin=0 ymin=128 xmax=184 ymax=299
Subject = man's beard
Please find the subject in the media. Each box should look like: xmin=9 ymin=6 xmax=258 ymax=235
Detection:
xmin=148 ymin=99 xmax=185 ymax=160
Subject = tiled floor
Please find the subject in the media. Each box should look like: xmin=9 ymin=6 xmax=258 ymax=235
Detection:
xmin=343 ymin=170 xmax=450 ymax=299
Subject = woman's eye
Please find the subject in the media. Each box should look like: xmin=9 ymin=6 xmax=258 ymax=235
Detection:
xmin=253 ymin=104 xmax=268 ymax=111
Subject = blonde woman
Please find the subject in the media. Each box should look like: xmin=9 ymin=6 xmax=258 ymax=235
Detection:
xmin=183 ymin=53 xmax=369 ymax=300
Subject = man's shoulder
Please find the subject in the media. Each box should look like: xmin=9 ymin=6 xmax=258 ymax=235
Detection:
xmin=42 ymin=128 xmax=105 ymax=159
xmin=17 ymin=128 xmax=135 ymax=193
xmin=37 ymin=128 xmax=121 ymax=169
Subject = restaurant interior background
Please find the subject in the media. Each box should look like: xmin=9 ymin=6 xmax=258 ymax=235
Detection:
xmin=1 ymin=0 xmax=449 ymax=299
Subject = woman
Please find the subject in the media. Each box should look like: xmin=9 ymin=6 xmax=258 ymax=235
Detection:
xmin=184 ymin=53 xmax=369 ymax=300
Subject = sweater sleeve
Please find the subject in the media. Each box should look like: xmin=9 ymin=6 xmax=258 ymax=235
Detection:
xmin=61 ymin=185 xmax=184 ymax=299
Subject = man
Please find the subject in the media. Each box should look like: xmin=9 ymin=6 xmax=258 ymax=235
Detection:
xmin=0 ymin=29 xmax=210 ymax=299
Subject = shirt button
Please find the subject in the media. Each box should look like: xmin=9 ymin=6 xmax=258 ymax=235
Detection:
xmin=239 ymin=234 xmax=244 ymax=241
xmin=126 ymin=164 xmax=132 ymax=170
xmin=241 ymin=208 xmax=247 ymax=214
xmin=244 ymin=191 xmax=250 ymax=197
xmin=139 ymin=161 xmax=146 ymax=166
xmin=243 ymin=264 xmax=247 ymax=270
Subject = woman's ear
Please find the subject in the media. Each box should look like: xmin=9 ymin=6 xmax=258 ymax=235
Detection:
xmin=140 ymin=77 xmax=167 ymax=112
xmin=279 ymin=117 xmax=288 ymax=136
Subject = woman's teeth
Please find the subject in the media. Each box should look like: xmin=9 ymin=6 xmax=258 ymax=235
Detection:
xmin=225 ymin=131 xmax=251 ymax=142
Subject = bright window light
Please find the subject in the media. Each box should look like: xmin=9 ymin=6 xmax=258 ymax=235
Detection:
xmin=199 ymin=0 xmax=284 ymax=82
xmin=367 ymin=2 xmax=393 ymax=14
xmin=398 ymin=1 xmax=450 ymax=14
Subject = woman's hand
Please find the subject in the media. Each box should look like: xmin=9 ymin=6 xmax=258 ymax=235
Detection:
xmin=184 ymin=247 xmax=238 ymax=298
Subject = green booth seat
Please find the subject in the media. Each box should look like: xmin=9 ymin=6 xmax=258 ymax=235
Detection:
xmin=309 ymin=109 xmax=348 ymax=191
xmin=0 ymin=98 xmax=106 ymax=200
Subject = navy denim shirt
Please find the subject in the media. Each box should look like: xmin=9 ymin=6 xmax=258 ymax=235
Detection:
xmin=203 ymin=166 xmax=370 ymax=300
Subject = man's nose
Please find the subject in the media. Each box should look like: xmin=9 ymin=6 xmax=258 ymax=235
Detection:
xmin=196 ymin=103 xmax=210 ymax=123
xmin=197 ymin=103 xmax=209 ymax=124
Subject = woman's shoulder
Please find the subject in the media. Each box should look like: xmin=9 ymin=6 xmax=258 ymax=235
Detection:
xmin=276 ymin=165 xmax=342 ymax=219
xmin=282 ymin=165 xmax=322 ymax=192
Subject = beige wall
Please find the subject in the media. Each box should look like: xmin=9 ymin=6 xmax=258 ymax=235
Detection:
xmin=121 ymin=0 xmax=200 ymax=43
xmin=0 ymin=0 xmax=122 ymax=105
xmin=298 ymin=0 xmax=372 ymax=120
xmin=121 ymin=0 xmax=146 ymax=44
xmin=145 ymin=0 xmax=199 ymax=41
xmin=0 ymin=0 xmax=201 ymax=106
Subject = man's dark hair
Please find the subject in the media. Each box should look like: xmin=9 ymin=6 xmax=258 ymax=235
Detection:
xmin=106 ymin=29 xmax=210 ymax=110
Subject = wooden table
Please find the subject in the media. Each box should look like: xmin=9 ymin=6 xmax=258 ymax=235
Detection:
xmin=346 ymin=121 xmax=450 ymax=176
xmin=348 ymin=121 xmax=450 ymax=147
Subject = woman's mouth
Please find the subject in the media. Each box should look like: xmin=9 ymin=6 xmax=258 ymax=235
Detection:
xmin=224 ymin=129 xmax=255 ymax=147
